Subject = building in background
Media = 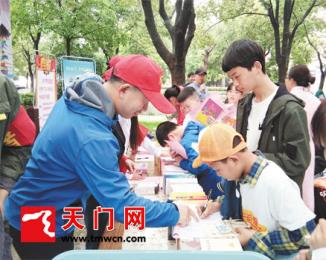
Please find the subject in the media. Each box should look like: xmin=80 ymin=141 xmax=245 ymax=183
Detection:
xmin=0 ymin=0 xmax=13 ymax=77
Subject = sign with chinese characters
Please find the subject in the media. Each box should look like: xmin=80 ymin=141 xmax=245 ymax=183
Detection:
xmin=35 ymin=55 xmax=57 ymax=129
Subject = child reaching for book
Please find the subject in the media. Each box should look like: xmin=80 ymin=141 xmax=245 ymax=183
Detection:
xmin=156 ymin=121 xmax=224 ymax=200
xmin=193 ymin=123 xmax=315 ymax=259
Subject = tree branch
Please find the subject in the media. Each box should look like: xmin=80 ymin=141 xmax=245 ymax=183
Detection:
xmin=184 ymin=9 xmax=196 ymax=56
xmin=175 ymin=0 xmax=194 ymax=60
xmin=267 ymin=0 xmax=278 ymax=30
xmin=303 ymin=23 xmax=324 ymax=75
xmin=28 ymin=26 xmax=36 ymax=44
xmin=282 ymin=0 xmax=293 ymax=60
xmin=159 ymin=0 xmax=174 ymax=40
xmin=141 ymin=0 xmax=173 ymax=66
xmin=291 ymin=0 xmax=317 ymax=40
xmin=264 ymin=0 xmax=281 ymax=66
xmin=175 ymin=0 xmax=182 ymax=25
xmin=204 ymin=12 xmax=268 ymax=33
xmin=275 ymin=0 xmax=280 ymax=24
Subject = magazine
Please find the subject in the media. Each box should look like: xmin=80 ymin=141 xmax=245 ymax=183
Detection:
xmin=192 ymin=94 xmax=225 ymax=126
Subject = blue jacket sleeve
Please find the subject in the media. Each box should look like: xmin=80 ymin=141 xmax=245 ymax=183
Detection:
xmin=179 ymin=121 xmax=207 ymax=175
xmin=75 ymin=138 xmax=179 ymax=227
xmin=179 ymin=146 xmax=212 ymax=176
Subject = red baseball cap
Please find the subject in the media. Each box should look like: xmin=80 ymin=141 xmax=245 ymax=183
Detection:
xmin=102 ymin=55 xmax=123 ymax=81
xmin=107 ymin=55 xmax=176 ymax=114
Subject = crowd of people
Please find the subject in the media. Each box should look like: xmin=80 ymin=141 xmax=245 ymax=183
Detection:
xmin=0 ymin=39 xmax=325 ymax=260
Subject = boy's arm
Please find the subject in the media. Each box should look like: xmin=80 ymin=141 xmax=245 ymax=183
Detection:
xmin=179 ymin=146 xmax=210 ymax=176
xmin=246 ymin=219 xmax=315 ymax=259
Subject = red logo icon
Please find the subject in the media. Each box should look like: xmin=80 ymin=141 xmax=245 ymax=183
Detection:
xmin=21 ymin=206 xmax=56 ymax=242
xmin=124 ymin=207 xmax=145 ymax=230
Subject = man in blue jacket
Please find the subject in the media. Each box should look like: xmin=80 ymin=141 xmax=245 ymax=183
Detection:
xmin=156 ymin=121 xmax=224 ymax=199
xmin=4 ymin=55 xmax=195 ymax=259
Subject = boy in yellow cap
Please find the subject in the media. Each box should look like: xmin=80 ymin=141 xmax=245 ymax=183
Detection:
xmin=193 ymin=123 xmax=315 ymax=259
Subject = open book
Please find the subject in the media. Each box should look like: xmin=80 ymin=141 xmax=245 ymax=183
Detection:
xmin=191 ymin=94 xmax=225 ymax=126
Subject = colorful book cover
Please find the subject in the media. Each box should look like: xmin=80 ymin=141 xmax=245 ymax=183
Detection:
xmin=220 ymin=104 xmax=237 ymax=129
xmin=192 ymin=94 xmax=225 ymax=126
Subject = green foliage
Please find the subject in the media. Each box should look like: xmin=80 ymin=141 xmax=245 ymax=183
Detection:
xmin=10 ymin=0 xmax=326 ymax=86
xmin=139 ymin=121 xmax=162 ymax=135
xmin=188 ymin=0 xmax=325 ymax=83
xmin=20 ymin=93 xmax=34 ymax=108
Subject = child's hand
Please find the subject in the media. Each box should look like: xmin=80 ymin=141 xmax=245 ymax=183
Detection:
xmin=310 ymin=218 xmax=326 ymax=249
xmin=170 ymin=150 xmax=183 ymax=165
xmin=170 ymin=150 xmax=177 ymax=158
xmin=196 ymin=200 xmax=221 ymax=219
xmin=175 ymin=203 xmax=199 ymax=227
xmin=130 ymin=170 xmax=146 ymax=181
xmin=173 ymin=155 xmax=183 ymax=165
xmin=295 ymin=249 xmax=311 ymax=260
xmin=235 ymin=227 xmax=256 ymax=247
xmin=125 ymin=158 xmax=136 ymax=174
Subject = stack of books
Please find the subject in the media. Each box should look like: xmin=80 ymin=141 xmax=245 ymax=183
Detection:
xmin=168 ymin=183 xmax=206 ymax=201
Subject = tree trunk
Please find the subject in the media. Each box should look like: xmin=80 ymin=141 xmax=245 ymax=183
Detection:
xmin=141 ymin=0 xmax=195 ymax=85
xmin=101 ymin=48 xmax=110 ymax=60
xmin=66 ymin=37 xmax=72 ymax=56
xmin=31 ymin=31 xmax=41 ymax=55
xmin=170 ymin=60 xmax=185 ymax=85
xmin=278 ymin=57 xmax=289 ymax=83
xmin=278 ymin=0 xmax=293 ymax=83
xmin=23 ymin=48 xmax=34 ymax=92
xmin=320 ymin=72 xmax=325 ymax=91
xmin=202 ymin=46 xmax=215 ymax=71
xmin=28 ymin=66 xmax=34 ymax=93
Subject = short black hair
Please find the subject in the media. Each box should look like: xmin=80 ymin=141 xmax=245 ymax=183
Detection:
xmin=187 ymin=72 xmax=195 ymax=78
xmin=156 ymin=121 xmax=178 ymax=147
xmin=177 ymin=87 xmax=198 ymax=103
xmin=195 ymin=68 xmax=207 ymax=75
xmin=222 ymin=39 xmax=266 ymax=73
xmin=164 ymin=85 xmax=181 ymax=100
xmin=288 ymin=64 xmax=315 ymax=87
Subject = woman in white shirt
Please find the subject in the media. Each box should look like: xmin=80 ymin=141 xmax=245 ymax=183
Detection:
xmin=286 ymin=64 xmax=321 ymax=211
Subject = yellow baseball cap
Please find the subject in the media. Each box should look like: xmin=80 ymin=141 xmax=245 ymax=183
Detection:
xmin=193 ymin=123 xmax=247 ymax=168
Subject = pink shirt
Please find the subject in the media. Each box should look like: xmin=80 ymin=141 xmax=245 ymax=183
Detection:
xmin=291 ymin=86 xmax=321 ymax=211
